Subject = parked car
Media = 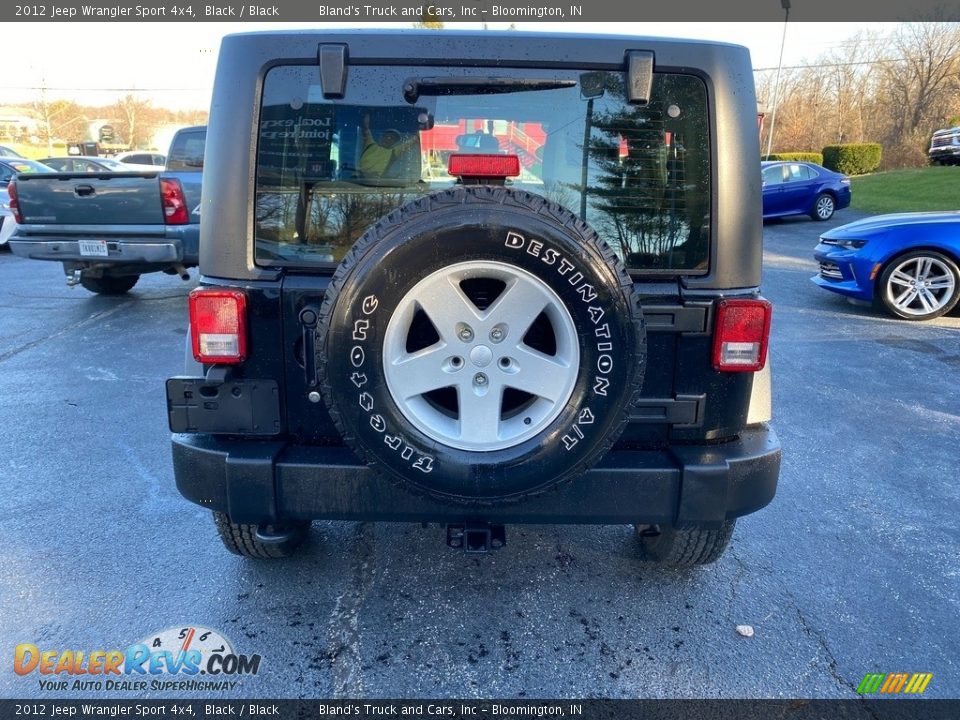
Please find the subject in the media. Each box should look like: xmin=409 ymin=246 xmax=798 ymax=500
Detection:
xmin=39 ymin=156 xmax=132 ymax=173
xmin=0 ymin=158 xmax=54 ymax=244
xmin=0 ymin=145 xmax=25 ymax=158
xmin=113 ymin=150 xmax=166 ymax=171
xmin=762 ymin=161 xmax=851 ymax=221
xmin=165 ymin=31 xmax=780 ymax=564
xmin=812 ymin=211 xmax=960 ymax=320
xmin=928 ymin=126 xmax=960 ymax=166
xmin=7 ymin=126 xmax=204 ymax=292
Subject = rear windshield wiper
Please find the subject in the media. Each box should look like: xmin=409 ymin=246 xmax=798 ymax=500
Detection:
xmin=403 ymin=77 xmax=576 ymax=102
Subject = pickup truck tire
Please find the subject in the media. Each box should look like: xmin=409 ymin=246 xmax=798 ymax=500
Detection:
xmin=317 ymin=186 xmax=645 ymax=505
xmin=634 ymin=521 xmax=736 ymax=567
xmin=212 ymin=511 xmax=310 ymax=558
xmin=79 ymin=273 xmax=140 ymax=295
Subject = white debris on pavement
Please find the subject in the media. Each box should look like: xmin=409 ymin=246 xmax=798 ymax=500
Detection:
xmin=736 ymin=625 xmax=755 ymax=638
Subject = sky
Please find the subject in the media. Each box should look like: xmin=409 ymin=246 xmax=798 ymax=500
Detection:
xmin=2 ymin=22 xmax=901 ymax=111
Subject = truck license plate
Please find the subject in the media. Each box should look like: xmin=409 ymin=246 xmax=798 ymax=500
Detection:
xmin=78 ymin=240 xmax=108 ymax=257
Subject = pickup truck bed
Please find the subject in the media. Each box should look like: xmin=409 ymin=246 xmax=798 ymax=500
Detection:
xmin=8 ymin=125 xmax=205 ymax=294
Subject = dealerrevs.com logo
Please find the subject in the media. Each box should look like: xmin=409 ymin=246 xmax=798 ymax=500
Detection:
xmin=13 ymin=626 xmax=261 ymax=692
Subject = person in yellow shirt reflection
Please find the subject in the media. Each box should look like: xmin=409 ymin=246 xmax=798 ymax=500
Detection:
xmin=359 ymin=113 xmax=418 ymax=179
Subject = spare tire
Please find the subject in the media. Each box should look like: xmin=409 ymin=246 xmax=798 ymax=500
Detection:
xmin=317 ymin=186 xmax=645 ymax=505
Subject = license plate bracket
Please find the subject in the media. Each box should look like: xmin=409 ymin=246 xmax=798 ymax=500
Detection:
xmin=166 ymin=377 xmax=281 ymax=435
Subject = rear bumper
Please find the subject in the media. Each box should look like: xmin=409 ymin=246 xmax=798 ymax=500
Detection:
xmin=171 ymin=425 xmax=780 ymax=527
xmin=9 ymin=238 xmax=180 ymax=264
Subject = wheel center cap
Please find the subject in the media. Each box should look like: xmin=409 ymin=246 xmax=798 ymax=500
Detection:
xmin=470 ymin=345 xmax=493 ymax=367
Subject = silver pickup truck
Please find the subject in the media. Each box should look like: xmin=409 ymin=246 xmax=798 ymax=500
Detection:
xmin=7 ymin=126 xmax=205 ymax=294
xmin=929 ymin=126 xmax=960 ymax=166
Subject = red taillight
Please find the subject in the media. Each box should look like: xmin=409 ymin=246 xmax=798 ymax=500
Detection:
xmin=189 ymin=289 xmax=247 ymax=364
xmin=7 ymin=180 xmax=22 ymax=224
xmin=448 ymin=153 xmax=521 ymax=179
xmin=712 ymin=299 xmax=772 ymax=372
xmin=160 ymin=177 xmax=189 ymax=224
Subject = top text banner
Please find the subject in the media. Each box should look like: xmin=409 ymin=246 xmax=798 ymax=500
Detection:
xmin=4 ymin=0 xmax=960 ymax=22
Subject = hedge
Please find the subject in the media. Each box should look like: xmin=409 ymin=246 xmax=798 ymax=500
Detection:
xmin=821 ymin=144 xmax=883 ymax=175
xmin=762 ymin=152 xmax=823 ymax=165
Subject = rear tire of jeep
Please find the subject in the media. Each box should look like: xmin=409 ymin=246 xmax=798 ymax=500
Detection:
xmin=317 ymin=186 xmax=645 ymax=505
xmin=79 ymin=273 xmax=139 ymax=295
xmin=212 ymin=511 xmax=310 ymax=559
xmin=634 ymin=521 xmax=736 ymax=567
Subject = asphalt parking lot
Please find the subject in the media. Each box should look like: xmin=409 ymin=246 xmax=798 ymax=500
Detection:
xmin=1 ymin=214 xmax=958 ymax=700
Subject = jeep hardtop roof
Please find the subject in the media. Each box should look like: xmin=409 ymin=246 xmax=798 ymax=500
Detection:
xmin=201 ymin=30 xmax=762 ymax=289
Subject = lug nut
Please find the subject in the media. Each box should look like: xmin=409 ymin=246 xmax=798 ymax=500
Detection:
xmin=474 ymin=373 xmax=488 ymax=386
xmin=459 ymin=327 xmax=474 ymax=342
xmin=490 ymin=328 xmax=504 ymax=342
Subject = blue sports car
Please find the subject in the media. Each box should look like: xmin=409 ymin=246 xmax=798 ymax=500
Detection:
xmin=812 ymin=212 xmax=960 ymax=320
xmin=762 ymin=161 xmax=851 ymax=221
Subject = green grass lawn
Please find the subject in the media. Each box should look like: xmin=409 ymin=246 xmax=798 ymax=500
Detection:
xmin=850 ymin=167 xmax=960 ymax=214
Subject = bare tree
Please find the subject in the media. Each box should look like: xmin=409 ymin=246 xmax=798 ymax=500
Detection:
xmin=31 ymin=95 xmax=88 ymax=153
xmin=755 ymin=22 xmax=960 ymax=168
xmin=111 ymin=94 xmax=159 ymax=149
xmin=873 ymin=22 xmax=960 ymax=165
xmin=413 ymin=6 xmax=444 ymax=28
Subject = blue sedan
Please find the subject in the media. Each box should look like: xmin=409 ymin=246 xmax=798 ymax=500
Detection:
xmin=762 ymin=161 xmax=851 ymax=221
xmin=812 ymin=212 xmax=960 ymax=320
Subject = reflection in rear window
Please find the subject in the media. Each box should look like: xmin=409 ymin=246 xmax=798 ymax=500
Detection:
xmin=255 ymin=65 xmax=710 ymax=273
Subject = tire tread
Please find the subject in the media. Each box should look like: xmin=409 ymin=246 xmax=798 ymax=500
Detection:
xmin=635 ymin=521 xmax=735 ymax=567
xmin=79 ymin=274 xmax=139 ymax=295
xmin=212 ymin=511 xmax=308 ymax=559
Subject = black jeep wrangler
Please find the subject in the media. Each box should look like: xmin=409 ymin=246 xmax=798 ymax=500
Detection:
xmin=167 ymin=30 xmax=780 ymax=566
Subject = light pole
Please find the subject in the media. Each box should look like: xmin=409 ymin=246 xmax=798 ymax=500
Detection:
xmin=764 ymin=0 xmax=791 ymax=159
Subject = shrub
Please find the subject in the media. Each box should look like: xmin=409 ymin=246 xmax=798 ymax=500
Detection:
xmin=762 ymin=152 xmax=823 ymax=165
xmin=821 ymin=144 xmax=883 ymax=175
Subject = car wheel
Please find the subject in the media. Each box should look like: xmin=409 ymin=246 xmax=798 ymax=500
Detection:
xmin=79 ymin=273 xmax=140 ymax=295
xmin=878 ymin=250 xmax=960 ymax=321
xmin=810 ymin=193 xmax=835 ymax=221
xmin=212 ymin=511 xmax=310 ymax=558
xmin=634 ymin=521 xmax=735 ymax=567
xmin=317 ymin=186 xmax=646 ymax=505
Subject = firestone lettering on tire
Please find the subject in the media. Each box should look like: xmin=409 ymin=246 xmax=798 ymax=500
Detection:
xmin=352 ymin=319 xmax=369 ymax=341
xmin=348 ymin=293 xmax=435 ymax=474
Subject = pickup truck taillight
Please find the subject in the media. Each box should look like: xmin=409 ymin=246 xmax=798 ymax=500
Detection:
xmin=160 ymin=178 xmax=189 ymax=224
xmin=189 ymin=288 xmax=247 ymax=364
xmin=7 ymin=180 xmax=22 ymax=224
xmin=712 ymin=299 xmax=772 ymax=372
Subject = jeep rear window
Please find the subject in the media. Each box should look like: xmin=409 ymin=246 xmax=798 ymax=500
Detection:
xmin=255 ymin=65 xmax=710 ymax=274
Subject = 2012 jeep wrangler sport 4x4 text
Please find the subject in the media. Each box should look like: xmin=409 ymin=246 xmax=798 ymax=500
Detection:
xmin=166 ymin=30 xmax=780 ymax=565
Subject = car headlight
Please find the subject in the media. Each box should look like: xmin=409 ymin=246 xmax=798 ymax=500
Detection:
xmin=836 ymin=238 xmax=866 ymax=250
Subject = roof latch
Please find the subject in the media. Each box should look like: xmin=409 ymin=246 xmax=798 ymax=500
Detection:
xmin=625 ymin=50 xmax=654 ymax=106
xmin=318 ymin=44 xmax=348 ymax=99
